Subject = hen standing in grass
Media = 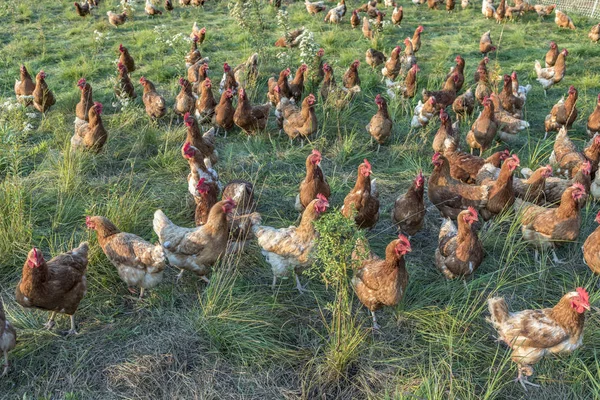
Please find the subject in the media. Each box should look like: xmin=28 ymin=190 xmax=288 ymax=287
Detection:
xmin=195 ymin=78 xmax=217 ymax=123
xmin=296 ymin=149 xmax=331 ymax=212
xmin=587 ymin=94 xmax=600 ymax=138
xmin=342 ymin=160 xmax=380 ymax=229
xmin=115 ymin=63 xmax=136 ymax=99
xmin=352 ymin=235 xmax=411 ymax=330
xmin=234 ymin=88 xmax=271 ymax=135
xmin=487 ymin=288 xmax=590 ymax=389
xmin=140 ymin=76 xmax=166 ymax=119
xmin=254 ymin=195 xmax=330 ymax=293
xmin=33 ymin=70 xmax=56 ymax=113
xmin=14 ymin=65 xmax=35 ymax=106
xmin=75 ymin=78 xmax=94 ymax=123
xmin=391 ymin=171 xmax=426 ymax=237
xmin=174 ymin=78 xmax=196 ymax=117
xmin=535 ymin=48 xmax=567 ymax=95
xmin=0 ymin=298 xmax=16 ymax=377
xmin=213 ymin=89 xmax=236 ymax=135
xmin=366 ymin=94 xmax=392 ymax=152
xmin=87 ymin=216 xmax=166 ymax=298
xmin=118 ymin=44 xmax=135 ymax=72
xmin=71 ymin=102 xmax=108 ymax=152
xmin=16 ymin=243 xmax=89 ymax=334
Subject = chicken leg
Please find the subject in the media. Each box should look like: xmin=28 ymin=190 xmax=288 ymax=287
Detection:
xmin=294 ymin=273 xmax=307 ymax=294
xmin=370 ymin=310 xmax=381 ymax=330
xmin=44 ymin=311 xmax=57 ymax=330
xmin=1 ymin=350 xmax=8 ymax=377
xmin=68 ymin=315 xmax=78 ymax=335
xmin=516 ymin=365 xmax=539 ymax=391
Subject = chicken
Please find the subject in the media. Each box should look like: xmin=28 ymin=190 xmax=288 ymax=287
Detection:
xmin=366 ymin=94 xmax=392 ymax=152
xmin=587 ymin=94 xmax=600 ymax=138
xmin=14 ymin=65 xmax=35 ymax=106
xmin=589 ymin=23 xmax=600 ymax=43
xmin=185 ymin=35 xmax=202 ymax=68
xmin=545 ymin=41 xmax=558 ymax=68
xmin=219 ymin=62 xmax=238 ymax=95
xmin=435 ymin=207 xmax=484 ymax=279
xmin=305 ymin=0 xmax=326 ymax=14
xmin=533 ymin=3 xmax=555 ymax=19
xmin=514 ymin=165 xmax=552 ymax=204
xmin=87 ymin=216 xmax=166 ymax=297
xmin=184 ymin=112 xmax=218 ymax=168
xmin=446 ymin=0 xmax=455 ymax=12
xmin=362 ymin=17 xmax=374 ymax=40
xmin=190 ymin=23 xmax=206 ymax=43
xmin=295 ymin=149 xmax=331 ymax=212
xmin=473 ymin=56 xmax=489 ymax=83
xmin=392 ymin=5 xmax=403 ymax=25
xmin=475 ymin=66 xmax=492 ymax=105
xmin=279 ymin=94 xmax=318 ymax=142
xmin=311 ymin=48 xmax=326 ymax=83
xmin=583 ymin=211 xmax=600 ymax=274
xmin=342 ymin=160 xmax=380 ymax=229
xmin=478 ymin=154 xmax=519 ymax=216
xmin=117 ymin=46 xmax=135 ymax=76
xmin=107 ymin=10 xmax=128 ymax=27
xmin=489 ymin=93 xmax=529 ymax=143
xmin=223 ymin=180 xmax=255 ymax=215
xmin=499 ymin=74 xmax=524 ymax=118
xmin=324 ymin=2 xmax=345 ymax=23
xmin=75 ymin=78 xmax=93 ymax=123
xmin=510 ymin=71 xmax=531 ymax=103
xmin=16 ymin=243 xmax=88 ymax=334
xmin=365 ymin=49 xmax=386 ymax=70
xmin=234 ymin=53 xmax=259 ymax=89
xmin=447 ymin=55 xmax=465 ymax=92
xmin=342 ymin=60 xmax=361 ymax=90
xmin=541 ymin=161 xmax=591 ymax=205
xmin=428 ymin=153 xmax=490 ymax=219
xmin=195 ymin=78 xmax=217 ymax=123
xmin=422 ymin=75 xmax=459 ymax=111
xmin=115 ymin=63 xmax=136 ymax=99
xmin=174 ymin=78 xmax=196 ymax=117
xmin=234 ymin=88 xmax=271 ymax=135
xmin=350 ymin=9 xmax=361 ymax=28
xmin=188 ymin=62 xmax=209 ymax=94
xmin=452 ymin=88 xmax=475 ymax=119
xmin=487 ymin=288 xmax=590 ymax=389
xmin=482 ymin=0 xmax=495 ymax=17
xmin=74 ymin=1 xmax=91 ymax=17
xmin=192 ymin=177 xmax=219 ymax=226
xmin=320 ymin=64 xmax=358 ymax=108
xmin=274 ymin=28 xmax=305 ymax=48
xmin=411 ymin=25 xmax=424 ymax=53
xmin=493 ymin=0 xmax=505 ymax=21
xmin=514 ymin=183 xmax=586 ymax=262
xmin=267 ymin=68 xmax=292 ymax=105
xmin=33 ymin=70 xmax=56 ymax=113
xmin=544 ymin=85 xmax=578 ymax=135
xmin=0 ymin=298 xmax=16 ymax=377
xmin=445 ymin=140 xmax=508 ymax=183
xmin=549 ymin=127 xmax=595 ymax=178
xmin=288 ymin=64 xmax=308 ymax=104
xmin=391 ymin=172 xmax=425 ymax=236
xmin=213 ymin=88 xmax=235 ymax=134
xmin=432 ymin=108 xmax=458 ymax=154
xmin=381 ymin=45 xmax=401 ymax=81
xmin=352 ymin=234 xmax=411 ymax=330
xmin=165 ymin=0 xmax=173 ymax=11
xmin=400 ymin=38 xmax=417 ymax=74
xmin=466 ymin=96 xmax=498 ymax=156
xmin=534 ymin=48 xmax=568 ymax=94
xmin=140 ymin=76 xmax=166 ymax=119
xmin=71 ymin=102 xmax=107 ymax=152
xmin=411 ymin=97 xmax=437 ymax=128
xmin=479 ymin=31 xmax=496 ymax=56
xmin=254 ymin=195 xmax=329 ymax=293
xmin=461 ymin=0 xmax=469 ymax=9
xmin=145 ymin=0 xmax=162 ymax=15
xmin=182 ymin=142 xmax=220 ymax=201
xmin=427 ymin=0 xmax=440 ymax=10
xmin=555 ymin=9 xmax=575 ymax=30
xmin=386 ymin=63 xmax=419 ymax=100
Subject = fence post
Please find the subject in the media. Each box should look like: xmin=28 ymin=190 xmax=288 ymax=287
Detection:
xmin=593 ymin=0 xmax=599 ymax=18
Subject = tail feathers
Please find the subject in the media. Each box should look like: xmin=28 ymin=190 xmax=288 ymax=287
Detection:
xmin=250 ymin=213 xmax=263 ymax=234
xmin=74 ymin=241 xmax=90 ymax=257
xmin=534 ymin=60 xmax=541 ymax=78
xmin=438 ymin=218 xmax=457 ymax=240
xmin=487 ymin=297 xmax=509 ymax=327
xmin=153 ymin=209 xmax=172 ymax=242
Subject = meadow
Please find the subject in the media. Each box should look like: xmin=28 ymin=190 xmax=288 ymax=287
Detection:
xmin=1 ymin=0 xmax=600 ymax=398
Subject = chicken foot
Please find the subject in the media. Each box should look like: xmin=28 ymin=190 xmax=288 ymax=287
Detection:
xmin=295 ymin=273 xmax=307 ymax=294
xmin=515 ymin=365 xmax=539 ymax=391
xmin=1 ymin=350 xmax=9 ymax=377
xmin=370 ymin=310 xmax=381 ymax=330
xmin=67 ymin=315 xmax=78 ymax=335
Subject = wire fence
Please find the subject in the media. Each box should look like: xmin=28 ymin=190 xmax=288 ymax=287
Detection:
xmin=534 ymin=0 xmax=600 ymax=19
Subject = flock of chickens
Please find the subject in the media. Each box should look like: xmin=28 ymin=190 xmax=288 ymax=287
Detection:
xmin=3 ymin=0 xmax=600 ymax=391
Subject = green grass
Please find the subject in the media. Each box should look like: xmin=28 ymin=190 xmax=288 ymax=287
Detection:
xmin=1 ymin=0 xmax=600 ymax=398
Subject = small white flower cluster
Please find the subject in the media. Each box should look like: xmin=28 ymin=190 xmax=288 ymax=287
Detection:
xmin=276 ymin=51 xmax=291 ymax=66
xmin=23 ymin=122 xmax=34 ymax=132
xmin=228 ymin=0 xmax=250 ymax=29
xmin=94 ymin=30 xmax=110 ymax=43
xmin=276 ymin=9 xmax=289 ymax=32
xmin=153 ymin=25 xmax=188 ymax=48
xmin=0 ymin=99 xmax=19 ymax=112
xmin=112 ymin=94 xmax=133 ymax=110
xmin=298 ymin=30 xmax=319 ymax=65
xmin=120 ymin=0 xmax=135 ymax=10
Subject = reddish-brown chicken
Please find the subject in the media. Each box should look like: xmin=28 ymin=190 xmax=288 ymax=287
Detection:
xmin=267 ymin=68 xmax=292 ymax=105
xmin=75 ymin=78 xmax=94 ymax=122
xmin=478 ymin=154 xmax=519 ymax=216
xmin=366 ymin=94 xmax=392 ymax=151
xmin=14 ymin=65 xmax=35 ymax=106
xmin=213 ymin=88 xmax=236 ymax=134
xmin=279 ymin=94 xmax=318 ymax=142
xmin=295 ymin=149 xmax=331 ymax=212
xmin=118 ymin=44 xmax=135 ymax=72
xmin=234 ymin=88 xmax=271 ymax=135
xmin=587 ymin=94 xmax=600 ymax=138
xmin=583 ymin=211 xmax=600 ymax=274
xmin=435 ymin=207 xmax=484 ymax=279
xmin=219 ymin=62 xmax=239 ymax=94
xmin=342 ymin=160 xmax=380 ymax=229
xmin=71 ymin=102 xmax=107 ymax=152
xmin=352 ymin=234 xmax=411 ymax=330
xmin=391 ymin=171 xmax=426 ymax=236
xmin=555 ymin=9 xmax=575 ymax=29
xmin=115 ymin=63 xmax=136 ymax=99
xmin=16 ymin=243 xmax=89 ymax=334
xmin=487 ymin=287 xmax=589 ymax=388
xmin=545 ymin=41 xmax=559 ymax=68
xmin=381 ymin=45 xmax=402 ymax=81
xmin=479 ymin=31 xmax=496 ymax=56
xmin=544 ymin=85 xmax=578 ymax=135
xmin=184 ymin=112 xmax=218 ymax=167
xmin=74 ymin=1 xmax=91 ymax=16
xmin=466 ymin=96 xmax=498 ymax=155
xmin=535 ymin=49 xmax=568 ymax=94
xmin=194 ymin=178 xmax=219 ymax=226
xmin=195 ymin=78 xmax=217 ymax=123
xmin=140 ymin=76 xmax=166 ymax=119
xmin=175 ymin=78 xmax=195 ymax=117
xmin=33 ymin=70 xmax=56 ymax=113
xmin=290 ymin=64 xmax=308 ymax=103
xmin=343 ymin=60 xmax=361 ymax=90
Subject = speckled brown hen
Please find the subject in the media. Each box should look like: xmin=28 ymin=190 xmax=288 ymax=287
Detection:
xmin=234 ymin=88 xmax=271 ymax=135
xmin=466 ymin=96 xmax=497 ymax=156
xmin=175 ymin=78 xmax=196 ymax=117
xmin=342 ymin=160 xmax=380 ymax=229
xmin=16 ymin=243 xmax=89 ymax=334
xmin=391 ymin=171 xmax=425 ymax=236
xmin=33 ymin=70 xmax=56 ymax=113
xmin=366 ymin=94 xmax=392 ymax=151
xmin=295 ymin=150 xmax=331 ymax=212
xmin=352 ymin=234 xmax=411 ymax=330
xmin=71 ymin=102 xmax=107 ymax=152
xmin=140 ymin=76 xmax=166 ymax=119
xmin=195 ymin=78 xmax=217 ymax=123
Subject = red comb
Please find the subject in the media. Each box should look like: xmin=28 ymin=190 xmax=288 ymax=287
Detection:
xmin=576 ymin=287 xmax=589 ymax=304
